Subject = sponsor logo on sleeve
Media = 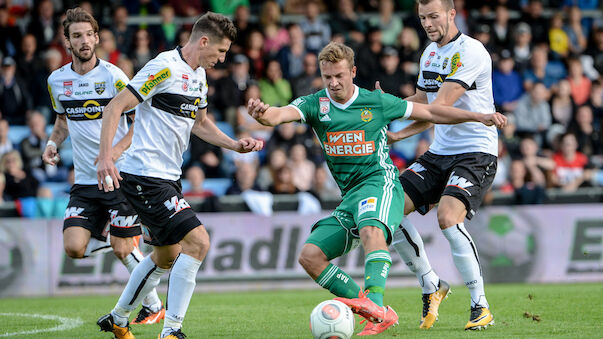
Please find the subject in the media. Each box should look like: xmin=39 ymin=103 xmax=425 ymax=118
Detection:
xmin=324 ymin=130 xmax=375 ymax=157
xmin=291 ymin=97 xmax=306 ymax=107
xmin=114 ymin=79 xmax=126 ymax=92
xmin=95 ymin=81 xmax=105 ymax=95
xmin=140 ymin=68 xmax=171 ymax=96
xmin=358 ymin=197 xmax=378 ymax=216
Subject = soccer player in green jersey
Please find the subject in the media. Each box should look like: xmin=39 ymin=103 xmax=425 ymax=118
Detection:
xmin=248 ymin=42 xmax=506 ymax=335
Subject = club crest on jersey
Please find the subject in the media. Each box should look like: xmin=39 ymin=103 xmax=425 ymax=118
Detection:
xmin=358 ymin=197 xmax=377 ymax=216
xmin=360 ymin=107 xmax=372 ymax=122
xmin=182 ymin=74 xmax=189 ymax=91
xmin=95 ymin=81 xmax=106 ymax=95
xmin=448 ymin=52 xmax=462 ymax=77
xmin=64 ymin=81 xmax=73 ymax=96
xmin=442 ymin=57 xmax=449 ymax=70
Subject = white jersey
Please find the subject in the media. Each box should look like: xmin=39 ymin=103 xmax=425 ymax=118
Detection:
xmin=48 ymin=59 xmax=132 ymax=185
xmin=417 ymin=33 xmax=497 ymax=156
xmin=121 ymin=47 xmax=208 ymax=181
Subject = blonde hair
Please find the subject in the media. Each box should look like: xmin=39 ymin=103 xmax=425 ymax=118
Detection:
xmin=0 ymin=151 xmax=23 ymax=172
xmin=318 ymin=42 xmax=355 ymax=69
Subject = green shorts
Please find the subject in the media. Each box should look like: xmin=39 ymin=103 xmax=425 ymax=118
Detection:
xmin=305 ymin=179 xmax=404 ymax=260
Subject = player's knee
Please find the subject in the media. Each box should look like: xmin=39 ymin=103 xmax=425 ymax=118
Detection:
xmin=111 ymin=246 xmax=130 ymax=260
xmin=437 ymin=210 xmax=460 ymax=229
xmin=64 ymin=244 xmax=86 ymax=259
xmin=298 ymin=245 xmax=325 ymax=273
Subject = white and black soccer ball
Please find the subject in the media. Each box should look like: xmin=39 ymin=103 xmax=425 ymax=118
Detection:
xmin=310 ymin=300 xmax=355 ymax=339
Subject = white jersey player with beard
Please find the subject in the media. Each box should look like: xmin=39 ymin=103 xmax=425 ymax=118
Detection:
xmin=43 ymin=7 xmax=164 ymax=326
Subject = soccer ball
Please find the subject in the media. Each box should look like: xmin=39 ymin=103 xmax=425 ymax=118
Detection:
xmin=310 ymin=300 xmax=355 ymax=339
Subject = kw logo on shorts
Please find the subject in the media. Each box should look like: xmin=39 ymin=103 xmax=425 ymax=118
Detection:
xmin=140 ymin=68 xmax=171 ymax=96
xmin=324 ymin=130 xmax=375 ymax=157
xmin=64 ymin=207 xmax=85 ymax=219
xmin=358 ymin=197 xmax=377 ymax=216
xmin=446 ymin=171 xmax=473 ymax=195
xmin=109 ymin=209 xmax=139 ymax=227
xmin=407 ymin=163 xmax=426 ymax=179
xmin=164 ymin=195 xmax=191 ymax=218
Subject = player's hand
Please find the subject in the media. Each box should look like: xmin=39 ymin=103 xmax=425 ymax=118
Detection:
xmin=42 ymin=144 xmax=60 ymax=166
xmin=96 ymin=155 xmax=122 ymax=192
xmin=247 ymin=98 xmax=270 ymax=121
xmin=93 ymin=148 xmax=123 ymax=165
xmin=234 ymin=137 xmax=264 ymax=153
xmin=374 ymin=81 xmax=384 ymax=93
xmin=480 ymin=112 xmax=507 ymax=128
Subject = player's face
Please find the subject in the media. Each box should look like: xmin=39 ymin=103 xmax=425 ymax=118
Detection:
xmin=418 ymin=0 xmax=455 ymax=44
xmin=66 ymin=22 xmax=98 ymax=62
xmin=320 ymin=60 xmax=356 ymax=102
xmin=199 ymin=36 xmax=231 ymax=69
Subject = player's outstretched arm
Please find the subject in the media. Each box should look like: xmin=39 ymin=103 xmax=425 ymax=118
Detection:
xmin=97 ymin=88 xmax=138 ymax=192
xmin=192 ymin=107 xmax=264 ymax=153
xmin=42 ymin=114 xmax=69 ymax=166
xmin=381 ymin=85 xmax=433 ymax=144
xmin=410 ymin=103 xmax=507 ymax=128
xmin=247 ymin=98 xmax=301 ymax=127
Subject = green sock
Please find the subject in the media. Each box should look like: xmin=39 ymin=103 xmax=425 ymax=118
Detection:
xmin=315 ymin=263 xmax=361 ymax=299
xmin=364 ymin=250 xmax=392 ymax=307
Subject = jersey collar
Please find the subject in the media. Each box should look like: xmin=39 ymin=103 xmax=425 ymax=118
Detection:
xmin=70 ymin=57 xmax=100 ymax=74
xmin=449 ymin=31 xmax=462 ymax=43
xmin=326 ymin=85 xmax=359 ymax=110
xmin=176 ymin=46 xmax=186 ymax=63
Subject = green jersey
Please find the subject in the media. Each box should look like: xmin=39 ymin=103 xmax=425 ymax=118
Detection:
xmin=288 ymin=86 xmax=413 ymax=195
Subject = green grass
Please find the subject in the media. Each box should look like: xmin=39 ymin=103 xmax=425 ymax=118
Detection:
xmin=1 ymin=283 xmax=602 ymax=338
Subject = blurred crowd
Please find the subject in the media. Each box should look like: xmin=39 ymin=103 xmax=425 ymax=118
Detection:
xmin=0 ymin=0 xmax=602 ymax=209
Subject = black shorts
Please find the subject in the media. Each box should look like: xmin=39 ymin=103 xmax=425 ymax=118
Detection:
xmin=63 ymin=184 xmax=142 ymax=241
xmin=120 ymin=172 xmax=201 ymax=246
xmin=400 ymin=151 xmax=497 ymax=220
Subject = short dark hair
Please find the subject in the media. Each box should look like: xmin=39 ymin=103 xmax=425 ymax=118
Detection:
xmin=63 ymin=7 xmax=99 ymax=39
xmin=190 ymin=12 xmax=237 ymax=43
xmin=417 ymin=0 xmax=454 ymax=10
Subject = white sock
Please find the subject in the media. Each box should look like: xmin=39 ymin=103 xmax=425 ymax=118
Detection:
xmin=442 ymin=223 xmax=488 ymax=308
xmin=112 ymin=255 xmax=167 ymax=326
xmin=162 ymin=253 xmax=202 ymax=337
xmin=121 ymin=247 xmax=163 ymax=312
xmin=83 ymin=237 xmax=112 ymax=257
xmin=391 ymin=218 xmax=440 ymax=294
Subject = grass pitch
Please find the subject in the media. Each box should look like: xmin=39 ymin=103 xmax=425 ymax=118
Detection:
xmin=1 ymin=283 xmax=602 ymax=338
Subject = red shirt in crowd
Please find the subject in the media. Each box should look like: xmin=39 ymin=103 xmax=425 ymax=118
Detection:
xmin=552 ymin=151 xmax=588 ymax=185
